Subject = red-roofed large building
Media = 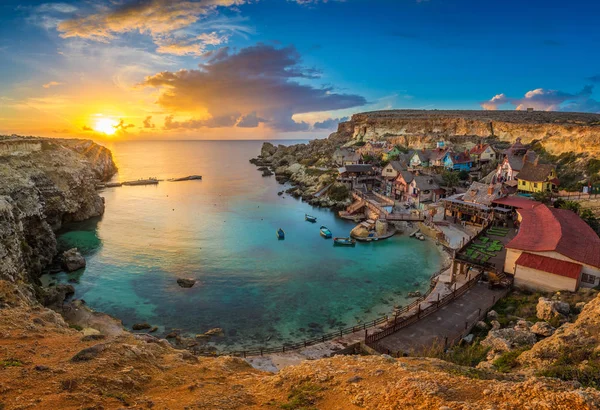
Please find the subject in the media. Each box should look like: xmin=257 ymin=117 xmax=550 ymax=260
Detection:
xmin=504 ymin=204 xmax=600 ymax=291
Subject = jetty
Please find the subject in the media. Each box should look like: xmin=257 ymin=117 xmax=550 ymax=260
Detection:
xmin=168 ymin=175 xmax=202 ymax=182
xmin=340 ymin=190 xmax=425 ymax=222
xmin=123 ymin=178 xmax=159 ymax=186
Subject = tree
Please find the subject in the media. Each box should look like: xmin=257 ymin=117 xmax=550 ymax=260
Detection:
xmin=442 ymin=171 xmax=460 ymax=188
xmin=559 ymin=200 xmax=581 ymax=214
xmin=580 ymin=209 xmax=600 ymax=235
xmin=532 ymin=191 xmax=553 ymax=204
xmin=458 ymin=170 xmax=470 ymax=181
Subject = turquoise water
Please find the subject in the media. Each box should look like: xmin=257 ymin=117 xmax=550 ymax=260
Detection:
xmin=46 ymin=140 xmax=441 ymax=350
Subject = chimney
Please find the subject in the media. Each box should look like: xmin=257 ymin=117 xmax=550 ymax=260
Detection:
xmin=488 ymin=184 xmax=494 ymax=195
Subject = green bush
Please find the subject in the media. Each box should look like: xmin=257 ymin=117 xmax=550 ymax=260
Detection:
xmin=281 ymin=382 xmax=323 ymax=410
xmin=493 ymin=348 xmax=528 ymax=373
xmin=328 ymin=184 xmax=350 ymax=202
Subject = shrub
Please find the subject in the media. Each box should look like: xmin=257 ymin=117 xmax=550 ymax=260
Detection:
xmin=493 ymin=348 xmax=528 ymax=373
xmin=328 ymin=184 xmax=350 ymax=202
xmin=280 ymin=382 xmax=323 ymax=410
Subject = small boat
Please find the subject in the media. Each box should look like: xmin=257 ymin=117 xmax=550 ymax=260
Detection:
xmin=320 ymin=226 xmax=332 ymax=239
xmin=333 ymin=237 xmax=356 ymax=247
xmin=276 ymin=228 xmax=285 ymax=240
xmin=305 ymin=214 xmax=317 ymax=223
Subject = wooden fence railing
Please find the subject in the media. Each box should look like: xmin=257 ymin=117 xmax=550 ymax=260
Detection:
xmin=365 ymin=273 xmax=483 ymax=346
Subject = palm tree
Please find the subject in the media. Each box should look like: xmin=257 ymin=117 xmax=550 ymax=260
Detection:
xmin=559 ymin=200 xmax=581 ymax=214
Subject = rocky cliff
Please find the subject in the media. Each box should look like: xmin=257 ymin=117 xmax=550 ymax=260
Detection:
xmin=0 ymin=137 xmax=117 ymax=305
xmin=344 ymin=110 xmax=600 ymax=155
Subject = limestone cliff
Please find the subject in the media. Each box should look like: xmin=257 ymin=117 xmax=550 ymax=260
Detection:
xmin=343 ymin=110 xmax=600 ymax=155
xmin=0 ymin=137 xmax=117 ymax=304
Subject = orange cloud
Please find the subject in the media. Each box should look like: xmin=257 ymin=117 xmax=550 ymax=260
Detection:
xmin=42 ymin=81 xmax=63 ymax=89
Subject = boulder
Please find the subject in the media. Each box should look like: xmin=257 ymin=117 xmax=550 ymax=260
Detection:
xmin=480 ymin=329 xmax=537 ymax=354
xmin=462 ymin=334 xmax=475 ymax=344
xmin=62 ymin=248 xmax=86 ymax=272
xmin=487 ymin=310 xmax=499 ymax=320
xmin=475 ymin=321 xmax=489 ymax=331
xmin=575 ymin=302 xmax=587 ymax=312
xmin=71 ymin=344 xmax=106 ymax=362
xmin=490 ymin=320 xmax=501 ymax=331
xmin=204 ymin=327 xmax=224 ymax=337
xmin=177 ymin=278 xmax=196 ymax=288
xmin=536 ymin=297 xmax=570 ymax=321
xmin=513 ymin=320 xmax=533 ymax=332
xmin=40 ymin=284 xmax=75 ymax=307
xmin=132 ymin=323 xmax=152 ymax=331
xmin=530 ymin=321 xmax=555 ymax=337
xmin=407 ymin=291 xmax=422 ymax=298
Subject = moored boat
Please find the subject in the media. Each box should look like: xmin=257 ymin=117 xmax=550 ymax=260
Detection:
xmin=276 ymin=228 xmax=285 ymax=240
xmin=333 ymin=237 xmax=356 ymax=247
xmin=320 ymin=226 xmax=332 ymax=239
xmin=305 ymin=214 xmax=317 ymax=223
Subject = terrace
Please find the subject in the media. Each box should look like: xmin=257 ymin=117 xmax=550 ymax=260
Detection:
xmin=454 ymin=224 xmax=518 ymax=280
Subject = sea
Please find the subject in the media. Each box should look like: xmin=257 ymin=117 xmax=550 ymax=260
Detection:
xmin=42 ymin=140 xmax=442 ymax=351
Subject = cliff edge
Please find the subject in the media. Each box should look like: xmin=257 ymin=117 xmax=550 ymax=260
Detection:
xmin=344 ymin=109 xmax=600 ymax=155
xmin=0 ymin=136 xmax=117 ymax=305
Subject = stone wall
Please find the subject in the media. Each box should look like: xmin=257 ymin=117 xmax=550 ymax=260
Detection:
xmin=0 ymin=140 xmax=42 ymax=156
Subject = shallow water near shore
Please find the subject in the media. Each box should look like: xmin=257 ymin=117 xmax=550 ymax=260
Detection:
xmin=44 ymin=140 xmax=441 ymax=351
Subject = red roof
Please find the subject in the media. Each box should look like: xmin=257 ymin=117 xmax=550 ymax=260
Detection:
xmin=492 ymin=196 xmax=542 ymax=209
xmin=470 ymin=144 xmax=490 ymax=155
xmin=508 ymin=205 xmax=600 ymax=268
xmin=515 ymin=252 xmax=582 ymax=279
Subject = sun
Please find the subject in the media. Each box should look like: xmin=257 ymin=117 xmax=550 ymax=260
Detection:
xmin=94 ymin=118 xmax=118 ymax=135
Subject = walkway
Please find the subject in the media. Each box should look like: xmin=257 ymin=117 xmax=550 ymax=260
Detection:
xmin=373 ymin=281 xmax=506 ymax=355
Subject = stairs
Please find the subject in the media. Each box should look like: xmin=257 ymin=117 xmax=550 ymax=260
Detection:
xmin=347 ymin=199 xmax=366 ymax=214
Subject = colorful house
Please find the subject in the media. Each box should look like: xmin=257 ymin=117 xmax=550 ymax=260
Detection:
xmin=393 ymin=170 xmax=414 ymax=200
xmin=409 ymin=175 xmax=442 ymax=208
xmin=504 ymin=204 xmax=600 ymax=291
xmin=357 ymin=141 xmax=390 ymax=159
xmin=495 ymin=138 xmax=537 ymax=182
xmin=442 ymin=182 xmax=506 ymax=226
xmin=469 ymin=144 xmax=497 ymax=164
xmin=409 ymin=150 xmax=432 ymax=169
xmin=381 ymin=161 xmax=405 ymax=196
xmin=333 ymin=148 xmax=362 ymax=166
xmin=443 ymin=151 xmax=473 ymax=171
xmin=382 ymin=146 xmax=402 ymax=161
xmin=430 ymin=147 xmax=450 ymax=167
xmin=515 ymin=160 xmax=558 ymax=193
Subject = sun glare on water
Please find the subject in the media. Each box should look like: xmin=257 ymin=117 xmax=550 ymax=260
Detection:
xmin=94 ymin=118 xmax=118 ymax=135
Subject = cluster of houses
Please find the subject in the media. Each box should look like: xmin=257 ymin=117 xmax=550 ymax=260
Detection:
xmin=335 ymin=138 xmax=560 ymax=212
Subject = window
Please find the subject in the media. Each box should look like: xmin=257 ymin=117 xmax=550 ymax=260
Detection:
xmin=534 ymin=183 xmax=538 ymax=188
xmin=521 ymin=180 xmax=526 ymax=186
xmin=582 ymin=273 xmax=597 ymax=284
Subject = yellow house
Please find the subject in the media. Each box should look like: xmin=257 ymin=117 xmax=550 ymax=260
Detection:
xmin=516 ymin=160 xmax=558 ymax=193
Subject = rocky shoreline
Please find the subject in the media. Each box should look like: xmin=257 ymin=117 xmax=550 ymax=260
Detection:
xmin=249 ymin=126 xmax=355 ymax=209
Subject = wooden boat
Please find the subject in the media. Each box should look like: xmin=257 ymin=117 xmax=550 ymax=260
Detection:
xmin=333 ymin=237 xmax=356 ymax=247
xmin=276 ymin=228 xmax=285 ymax=240
xmin=320 ymin=226 xmax=332 ymax=239
xmin=305 ymin=214 xmax=317 ymax=223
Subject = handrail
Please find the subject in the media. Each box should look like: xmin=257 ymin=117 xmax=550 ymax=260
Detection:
xmin=365 ymin=273 xmax=483 ymax=345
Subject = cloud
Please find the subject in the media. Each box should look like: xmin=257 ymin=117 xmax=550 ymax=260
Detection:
xmin=114 ymin=119 xmax=135 ymax=131
xmin=55 ymin=0 xmax=247 ymax=55
xmin=82 ymin=125 xmax=93 ymax=131
xmin=313 ymin=116 xmax=348 ymax=129
xmin=164 ymin=113 xmax=240 ymax=129
xmin=42 ymin=81 xmax=63 ymax=89
xmin=236 ymin=112 xmax=266 ymax=128
xmin=143 ymin=116 xmax=155 ymax=128
xmin=140 ymin=44 xmax=366 ymax=131
xmin=587 ymin=75 xmax=600 ymax=83
xmin=481 ymin=86 xmax=600 ymax=113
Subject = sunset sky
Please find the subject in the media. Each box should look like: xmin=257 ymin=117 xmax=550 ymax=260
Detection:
xmin=1 ymin=0 xmax=599 ymax=140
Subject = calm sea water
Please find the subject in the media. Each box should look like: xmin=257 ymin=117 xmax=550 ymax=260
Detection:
xmin=45 ymin=140 xmax=441 ymax=350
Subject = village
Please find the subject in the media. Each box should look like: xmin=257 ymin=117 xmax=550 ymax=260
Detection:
xmin=333 ymin=137 xmax=600 ymax=296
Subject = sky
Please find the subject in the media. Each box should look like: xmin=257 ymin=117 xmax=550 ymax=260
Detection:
xmin=1 ymin=0 xmax=599 ymax=140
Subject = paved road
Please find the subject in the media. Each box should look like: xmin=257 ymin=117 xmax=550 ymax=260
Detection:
xmin=375 ymin=282 xmax=506 ymax=354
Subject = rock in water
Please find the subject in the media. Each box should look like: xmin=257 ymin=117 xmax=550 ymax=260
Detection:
xmin=62 ymin=248 xmax=86 ymax=272
xmin=132 ymin=323 xmax=152 ymax=330
xmin=177 ymin=278 xmax=196 ymax=288
xmin=204 ymin=327 xmax=224 ymax=337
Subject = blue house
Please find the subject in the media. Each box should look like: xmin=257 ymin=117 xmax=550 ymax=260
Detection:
xmin=443 ymin=151 xmax=473 ymax=172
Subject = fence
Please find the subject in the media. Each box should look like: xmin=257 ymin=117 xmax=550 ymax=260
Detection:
xmin=365 ymin=273 xmax=483 ymax=346
xmin=375 ymin=284 xmax=512 ymax=357
xmin=555 ymin=192 xmax=600 ymax=200
xmin=206 ymin=273 xmax=440 ymax=358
